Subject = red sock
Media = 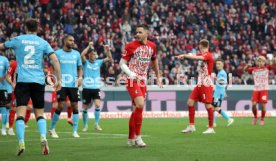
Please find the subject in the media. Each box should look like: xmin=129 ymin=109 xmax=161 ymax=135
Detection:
xmin=134 ymin=107 xmax=143 ymax=136
xmin=9 ymin=109 xmax=16 ymax=128
xmin=207 ymin=108 xmax=214 ymax=128
xmin=252 ymin=108 xmax=258 ymax=118
xmin=128 ymin=112 xmax=136 ymax=139
xmin=261 ymin=110 xmax=266 ymax=120
xmin=188 ymin=106 xmax=195 ymax=125
xmin=51 ymin=107 xmax=56 ymax=119
xmin=67 ymin=106 xmax=72 ymax=119
xmin=24 ymin=109 xmax=32 ymax=124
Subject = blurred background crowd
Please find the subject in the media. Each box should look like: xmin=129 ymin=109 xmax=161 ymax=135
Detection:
xmin=0 ymin=0 xmax=275 ymax=85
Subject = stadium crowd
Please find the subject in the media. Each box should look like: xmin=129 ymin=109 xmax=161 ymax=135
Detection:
xmin=0 ymin=0 xmax=275 ymax=85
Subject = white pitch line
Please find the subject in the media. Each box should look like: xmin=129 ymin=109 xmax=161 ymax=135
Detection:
xmin=0 ymin=136 xmax=117 ymax=143
xmin=0 ymin=131 xmax=151 ymax=143
xmin=25 ymin=130 xmax=150 ymax=137
xmin=0 ymin=133 xmax=150 ymax=143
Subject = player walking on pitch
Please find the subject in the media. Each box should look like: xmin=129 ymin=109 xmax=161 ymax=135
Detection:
xmin=120 ymin=24 xmax=163 ymax=147
xmin=49 ymin=35 xmax=83 ymax=138
xmin=244 ymin=56 xmax=270 ymax=125
xmin=175 ymin=39 xmax=215 ymax=134
xmin=212 ymin=58 xmax=234 ymax=127
xmin=0 ymin=18 xmax=61 ymax=156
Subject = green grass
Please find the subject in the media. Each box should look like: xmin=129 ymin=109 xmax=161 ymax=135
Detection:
xmin=1 ymin=117 xmax=276 ymax=161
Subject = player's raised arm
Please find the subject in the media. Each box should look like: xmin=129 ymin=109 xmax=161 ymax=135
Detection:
xmin=49 ymin=53 xmax=61 ymax=91
xmin=175 ymin=40 xmax=211 ymax=61
xmin=103 ymin=44 xmax=113 ymax=63
xmin=175 ymin=53 xmax=205 ymax=60
xmin=81 ymin=42 xmax=94 ymax=63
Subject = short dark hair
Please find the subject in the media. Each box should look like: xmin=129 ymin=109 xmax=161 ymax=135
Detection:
xmin=136 ymin=24 xmax=149 ymax=30
xmin=216 ymin=58 xmax=224 ymax=63
xmin=25 ymin=18 xmax=38 ymax=32
xmin=199 ymin=39 xmax=209 ymax=48
xmin=62 ymin=35 xmax=74 ymax=44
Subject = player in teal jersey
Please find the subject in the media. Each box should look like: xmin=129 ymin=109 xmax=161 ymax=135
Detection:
xmin=0 ymin=18 xmax=61 ymax=156
xmin=81 ymin=42 xmax=113 ymax=132
xmin=212 ymin=58 xmax=234 ymax=127
xmin=0 ymin=55 xmax=10 ymax=136
xmin=49 ymin=35 xmax=83 ymax=138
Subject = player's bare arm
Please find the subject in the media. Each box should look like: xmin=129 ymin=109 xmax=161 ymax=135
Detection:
xmin=49 ymin=53 xmax=61 ymax=91
xmin=81 ymin=42 xmax=94 ymax=63
xmin=175 ymin=54 xmax=204 ymax=60
xmin=0 ymin=75 xmax=5 ymax=82
xmin=151 ymin=59 xmax=163 ymax=88
xmin=103 ymin=45 xmax=114 ymax=63
xmin=0 ymin=43 xmax=5 ymax=50
xmin=77 ymin=66 xmax=83 ymax=87
xmin=119 ymin=58 xmax=137 ymax=79
xmin=6 ymin=73 xmax=15 ymax=89
xmin=243 ymin=63 xmax=252 ymax=72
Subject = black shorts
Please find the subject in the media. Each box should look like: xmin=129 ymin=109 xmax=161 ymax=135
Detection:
xmin=82 ymin=88 xmax=101 ymax=105
xmin=0 ymin=90 xmax=9 ymax=106
xmin=7 ymin=93 xmax=12 ymax=103
xmin=14 ymin=83 xmax=45 ymax=108
xmin=57 ymin=87 xmax=78 ymax=102
xmin=212 ymin=96 xmax=223 ymax=108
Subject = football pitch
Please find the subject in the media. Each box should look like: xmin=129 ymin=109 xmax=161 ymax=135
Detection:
xmin=1 ymin=117 xmax=276 ymax=161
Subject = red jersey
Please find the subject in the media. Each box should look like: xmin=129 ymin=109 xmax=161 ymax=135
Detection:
xmin=196 ymin=52 xmax=214 ymax=86
xmin=247 ymin=66 xmax=270 ymax=91
xmin=122 ymin=40 xmax=157 ymax=80
xmin=7 ymin=60 xmax=17 ymax=83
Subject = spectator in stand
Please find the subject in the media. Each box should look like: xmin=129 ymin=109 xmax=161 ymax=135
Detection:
xmin=0 ymin=0 xmax=275 ymax=85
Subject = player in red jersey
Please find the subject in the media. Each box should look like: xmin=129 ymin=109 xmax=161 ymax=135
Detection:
xmin=120 ymin=24 xmax=162 ymax=147
xmin=175 ymin=39 xmax=215 ymax=134
xmin=6 ymin=60 xmax=33 ymax=135
xmin=244 ymin=56 xmax=270 ymax=125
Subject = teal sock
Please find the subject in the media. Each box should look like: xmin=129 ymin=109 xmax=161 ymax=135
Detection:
xmin=82 ymin=110 xmax=88 ymax=126
xmin=213 ymin=111 xmax=217 ymax=124
xmin=94 ymin=108 xmax=101 ymax=126
xmin=37 ymin=118 xmax=47 ymax=138
xmin=50 ymin=112 xmax=60 ymax=130
xmin=1 ymin=107 xmax=7 ymax=129
xmin=72 ymin=113 xmax=79 ymax=132
xmin=221 ymin=110 xmax=230 ymax=120
xmin=16 ymin=119 xmax=25 ymax=144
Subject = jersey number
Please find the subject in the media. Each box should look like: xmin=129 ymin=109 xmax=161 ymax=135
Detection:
xmin=24 ymin=45 xmax=35 ymax=64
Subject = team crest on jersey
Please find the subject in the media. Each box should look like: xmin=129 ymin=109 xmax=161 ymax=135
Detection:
xmin=135 ymin=89 xmax=139 ymax=94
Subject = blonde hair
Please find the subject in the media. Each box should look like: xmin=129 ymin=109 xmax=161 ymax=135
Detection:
xmin=257 ymin=56 xmax=266 ymax=62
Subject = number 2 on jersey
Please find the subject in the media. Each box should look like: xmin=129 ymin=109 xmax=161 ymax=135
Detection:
xmin=24 ymin=45 xmax=35 ymax=64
